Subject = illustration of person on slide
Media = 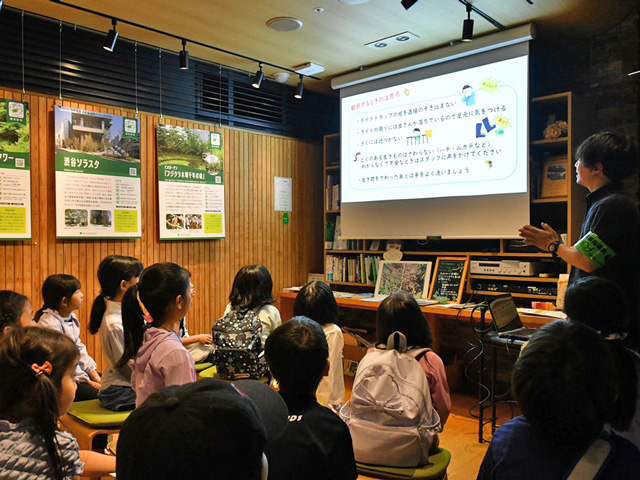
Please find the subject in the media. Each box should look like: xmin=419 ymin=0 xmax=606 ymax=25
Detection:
xmin=462 ymin=85 xmax=476 ymax=106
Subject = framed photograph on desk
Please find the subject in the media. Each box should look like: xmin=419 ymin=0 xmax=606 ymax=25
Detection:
xmin=540 ymin=156 xmax=568 ymax=199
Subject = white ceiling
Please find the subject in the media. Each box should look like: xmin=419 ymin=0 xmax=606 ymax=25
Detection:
xmin=6 ymin=0 xmax=637 ymax=94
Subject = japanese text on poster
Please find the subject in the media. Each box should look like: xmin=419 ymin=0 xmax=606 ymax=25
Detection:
xmin=0 ymin=99 xmax=31 ymax=240
xmin=157 ymin=125 xmax=225 ymax=239
xmin=54 ymin=106 xmax=141 ymax=238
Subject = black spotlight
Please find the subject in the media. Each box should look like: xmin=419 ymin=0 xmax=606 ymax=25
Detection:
xmin=103 ymin=19 xmax=118 ymax=52
xmin=180 ymin=39 xmax=189 ymax=70
xmin=252 ymin=63 xmax=264 ymax=88
xmin=294 ymin=74 xmax=304 ymax=99
xmin=401 ymin=0 xmax=419 ymax=10
xmin=462 ymin=3 xmax=474 ymax=42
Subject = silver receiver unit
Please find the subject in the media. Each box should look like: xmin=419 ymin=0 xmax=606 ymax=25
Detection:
xmin=470 ymin=260 xmax=548 ymax=276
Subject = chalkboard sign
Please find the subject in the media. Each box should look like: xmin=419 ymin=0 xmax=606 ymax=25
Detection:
xmin=428 ymin=257 xmax=469 ymax=304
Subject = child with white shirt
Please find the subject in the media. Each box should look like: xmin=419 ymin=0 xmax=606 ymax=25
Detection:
xmin=35 ymin=274 xmax=101 ymax=401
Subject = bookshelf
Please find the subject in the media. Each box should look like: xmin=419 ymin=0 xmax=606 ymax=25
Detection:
xmin=322 ymin=92 xmax=586 ymax=303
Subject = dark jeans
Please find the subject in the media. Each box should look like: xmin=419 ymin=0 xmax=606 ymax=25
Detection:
xmin=74 ymin=381 xmax=99 ymax=401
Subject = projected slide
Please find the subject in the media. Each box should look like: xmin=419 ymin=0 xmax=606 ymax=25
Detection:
xmin=341 ymin=55 xmax=528 ymax=203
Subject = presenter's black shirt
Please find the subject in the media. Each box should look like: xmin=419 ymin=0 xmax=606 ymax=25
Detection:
xmin=265 ymin=392 xmax=358 ymax=480
xmin=570 ymin=181 xmax=640 ymax=331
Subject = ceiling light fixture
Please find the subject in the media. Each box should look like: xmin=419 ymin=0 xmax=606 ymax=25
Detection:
xmin=103 ymin=18 xmax=118 ymax=52
xmin=462 ymin=3 xmax=474 ymax=42
xmin=294 ymin=75 xmax=304 ymax=99
xmin=49 ymin=0 xmax=321 ymax=83
xmin=252 ymin=63 xmax=264 ymax=88
xmin=0 ymin=0 xmax=4 ymax=13
xmin=401 ymin=0 xmax=419 ymax=10
xmin=179 ymin=39 xmax=189 ymax=70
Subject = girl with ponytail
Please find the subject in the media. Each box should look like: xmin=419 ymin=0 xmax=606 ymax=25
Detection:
xmin=117 ymin=262 xmax=196 ymax=407
xmin=0 ymin=327 xmax=115 ymax=479
xmin=0 ymin=290 xmax=35 ymax=337
xmin=89 ymin=255 xmax=143 ymax=411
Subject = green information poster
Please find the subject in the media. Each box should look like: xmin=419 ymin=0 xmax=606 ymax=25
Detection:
xmin=157 ymin=125 xmax=225 ymax=239
xmin=0 ymin=99 xmax=31 ymax=240
xmin=54 ymin=106 xmax=141 ymax=238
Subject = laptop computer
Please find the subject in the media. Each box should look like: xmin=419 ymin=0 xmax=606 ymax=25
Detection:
xmin=487 ymin=294 xmax=539 ymax=341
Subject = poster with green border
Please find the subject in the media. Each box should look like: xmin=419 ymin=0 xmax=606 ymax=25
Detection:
xmin=157 ymin=125 xmax=225 ymax=239
xmin=0 ymin=99 xmax=31 ymax=240
xmin=54 ymin=106 xmax=141 ymax=238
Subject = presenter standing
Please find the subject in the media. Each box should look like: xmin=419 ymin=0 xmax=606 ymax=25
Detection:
xmin=519 ymin=132 xmax=640 ymax=343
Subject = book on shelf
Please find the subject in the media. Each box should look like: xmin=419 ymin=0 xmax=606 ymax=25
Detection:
xmin=324 ymin=221 xmax=335 ymax=249
xmin=325 ymin=254 xmax=380 ymax=285
xmin=326 ymin=175 xmax=340 ymax=210
xmin=369 ymin=239 xmax=381 ymax=251
xmin=333 ymin=215 xmax=348 ymax=250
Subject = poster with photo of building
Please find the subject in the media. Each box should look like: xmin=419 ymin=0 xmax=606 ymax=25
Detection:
xmin=157 ymin=124 xmax=225 ymax=240
xmin=0 ymin=99 xmax=31 ymax=240
xmin=54 ymin=106 xmax=141 ymax=238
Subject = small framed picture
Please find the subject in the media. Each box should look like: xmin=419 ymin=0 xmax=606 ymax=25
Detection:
xmin=540 ymin=156 xmax=568 ymax=198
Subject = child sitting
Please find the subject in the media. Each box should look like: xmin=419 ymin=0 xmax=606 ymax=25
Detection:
xmin=35 ymin=274 xmax=101 ymax=401
xmin=117 ymin=262 xmax=196 ymax=407
xmin=376 ymin=292 xmax=451 ymax=426
xmin=88 ymin=255 xmax=143 ymax=411
xmin=477 ymin=320 xmax=640 ymax=479
xmin=0 ymin=290 xmax=35 ymax=337
xmin=0 ymin=327 xmax=115 ymax=479
xmin=223 ymin=264 xmax=281 ymax=347
xmin=564 ymin=276 xmax=640 ymax=450
xmin=264 ymin=316 xmax=358 ymax=480
xmin=293 ymin=280 xmax=345 ymax=411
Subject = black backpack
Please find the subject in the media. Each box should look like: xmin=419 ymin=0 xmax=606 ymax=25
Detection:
xmin=212 ymin=308 xmax=268 ymax=380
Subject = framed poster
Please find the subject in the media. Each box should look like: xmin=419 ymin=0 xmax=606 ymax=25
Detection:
xmin=428 ymin=257 xmax=469 ymax=304
xmin=0 ymin=99 xmax=31 ymax=240
xmin=54 ymin=106 xmax=141 ymax=238
xmin=540 ymin=156 xmax=568 ymax=199
xmin=374 ymin=260 xmax=432 ymax=299
xmin=157 ymin=125 xmax=225 ymax=240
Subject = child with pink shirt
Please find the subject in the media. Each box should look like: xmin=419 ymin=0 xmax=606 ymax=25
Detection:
xmin=375 ymin=292 xmax=451 ymax=426
xmin=117 ymin=262 xmax=196 ymax=407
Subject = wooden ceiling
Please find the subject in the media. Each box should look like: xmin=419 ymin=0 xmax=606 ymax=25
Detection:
xmin=6 ymin=0 xmax=637 ymax=94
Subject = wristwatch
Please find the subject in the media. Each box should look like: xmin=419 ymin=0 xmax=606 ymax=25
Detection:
xmin=548 ymin=240 xmax=563 ymax=257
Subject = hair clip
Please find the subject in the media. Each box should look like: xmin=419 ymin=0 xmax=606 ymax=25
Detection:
xmin=31 ymin=361 xmax=53 ymax=377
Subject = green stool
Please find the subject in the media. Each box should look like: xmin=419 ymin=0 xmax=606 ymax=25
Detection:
xmin=60 ymin=399 xmax=131 ymax=451
xmin=197 ymin=366 xmax=270 ymax=384
xmin=195 ymin=361 xmax=214 ymax=373
xmin=198 ymin=365 xmax=218 ymax=378
xmin=356 ymin=448 xmax=451 ymax=480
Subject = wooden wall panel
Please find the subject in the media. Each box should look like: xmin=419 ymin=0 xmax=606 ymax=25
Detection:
xmin=0 ymin=87 xmax=324 ymax=371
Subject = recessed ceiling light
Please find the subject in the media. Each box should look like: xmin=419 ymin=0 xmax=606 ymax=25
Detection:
xmin=314 ymin=7 xmax=324 ymax=13
xmin=366 ymin=31 xmax=419 ymax=49
xmin=339 ymin=0 xmax=370 ymax=4
xmin=266 ymin=17 xmax=303 ymax=32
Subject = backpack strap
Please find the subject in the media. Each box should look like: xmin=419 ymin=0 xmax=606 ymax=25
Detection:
xmin=409 ymin=348 xmax=432 ymax=363
xmin=563 ymin=433 xmax=613 ymax=480
xmin=386 ymin=331 xmax=408 ymax=353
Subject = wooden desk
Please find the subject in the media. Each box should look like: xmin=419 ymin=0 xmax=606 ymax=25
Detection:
xmin=278 ymin=290 xmax=553 ymax=351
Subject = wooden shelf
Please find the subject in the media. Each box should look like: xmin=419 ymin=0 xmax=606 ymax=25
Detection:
xmin=531 ymin=137 xmax=568 ymax=146
xmin=325 ymin=165 xmax=340 ymax=171
xmin=326 ymin=250 xmax=384 ymax=254
xmin=402 ymin=250 xmax=552 ymax=258
xmin=531 ymin=197 xmax=568 ymax=204
xmin=532 ymin=92 xmax=571 ymax=104
xmin=469 ymin=274 xmax=558 ymax=283
xmin=325 ymin=209 xmax=340 ymax=214
xmin=467 ymin=289 xmax=556 ymax=300
xmin=328 ymin=280 xmax=376 ymax=287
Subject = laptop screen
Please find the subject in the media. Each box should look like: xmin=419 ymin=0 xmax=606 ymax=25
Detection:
xmin=487 ymin=294 xmax=523 ymax=332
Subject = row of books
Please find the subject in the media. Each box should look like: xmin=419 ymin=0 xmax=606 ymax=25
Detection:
xmin=326 ymin=175 xmax=340 ymax=210
xmin=326 ymin=254 xmax=381 ymax=284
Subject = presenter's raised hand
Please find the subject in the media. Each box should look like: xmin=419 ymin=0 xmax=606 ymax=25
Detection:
xmin=518 ymin=222 xmax=560 ymax=251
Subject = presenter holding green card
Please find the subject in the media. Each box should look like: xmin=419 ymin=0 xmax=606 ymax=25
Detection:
xmin=519 ymin=132 xmax=640 ymax=345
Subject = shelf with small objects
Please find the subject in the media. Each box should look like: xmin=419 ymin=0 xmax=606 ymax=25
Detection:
xmin=322 ymin=94 xmax=586 ymax=305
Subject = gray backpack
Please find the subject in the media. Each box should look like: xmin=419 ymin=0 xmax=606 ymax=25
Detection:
xmin=339 ymin=331 xmax=441 ymax=467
